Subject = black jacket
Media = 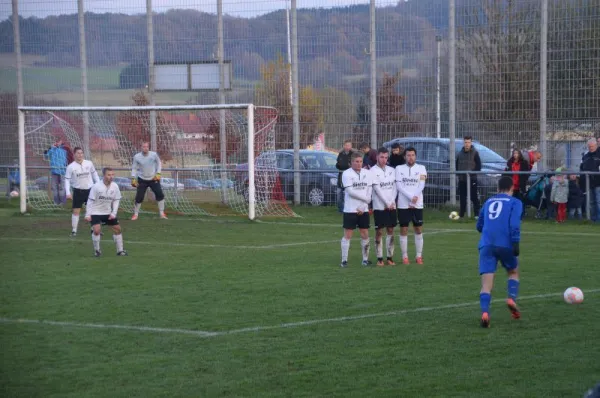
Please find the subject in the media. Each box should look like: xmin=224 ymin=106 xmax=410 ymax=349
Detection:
xmin=336 ymin=150 xmax=354 ymax=188
xmin=580 ymin=149 xmax=600 ymax=190
xmin=388 ymin=153 xmax=405 ymax=168
xmin=456 ymin=147 xmax=482 ymax=181
xmin=567 ymin=179 xmax=584 ymax=209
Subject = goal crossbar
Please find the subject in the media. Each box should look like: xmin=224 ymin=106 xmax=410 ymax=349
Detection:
xmin=17 ymin=104 xmax=265 ymax=219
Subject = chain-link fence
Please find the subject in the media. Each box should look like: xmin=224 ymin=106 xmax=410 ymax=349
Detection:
xmin=1 ymin=0 xmax=599 ymax=187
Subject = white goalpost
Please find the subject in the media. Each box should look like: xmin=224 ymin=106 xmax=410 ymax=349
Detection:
xmin=17 ymin=104 xmax=296 ymax=220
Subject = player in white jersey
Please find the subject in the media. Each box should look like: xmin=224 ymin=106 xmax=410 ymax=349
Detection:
xmin=85 ymin=167 xmax=127 ymax=257
xmin=340 ymin=152 xmax=373 ymax=268
xmin=395 ymin=147 xmax=427 ymax=265
xmin=131 ymin=142 xmax=167 ymax=220
xmin=64 ymin=147 xmax=100 ymax=236
xmin=370 ymin=147 xmax=398 ymax=267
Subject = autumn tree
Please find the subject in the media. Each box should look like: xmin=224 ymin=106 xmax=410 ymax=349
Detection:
xmin=456 ymin=0 xmax=540 ymax=148
xmin=115 ymin=91 xmax=173 ymax=165
xmin=255 ymin=54 xmax=324 ymax=149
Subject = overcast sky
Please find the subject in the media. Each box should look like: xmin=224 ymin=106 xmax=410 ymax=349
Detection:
xmin=1 ymin=0 xmax=406 ymax=20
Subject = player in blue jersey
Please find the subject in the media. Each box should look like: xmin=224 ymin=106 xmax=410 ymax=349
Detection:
xmin=476 ymin=176 xmax=523 ymax=328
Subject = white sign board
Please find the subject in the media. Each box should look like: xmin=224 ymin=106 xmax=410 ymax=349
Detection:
xmin=154 ymin=61 xmax=232 ymax=91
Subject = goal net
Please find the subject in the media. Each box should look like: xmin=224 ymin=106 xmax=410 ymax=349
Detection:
xmin=17 ymin=104 xmax=296 ymax=219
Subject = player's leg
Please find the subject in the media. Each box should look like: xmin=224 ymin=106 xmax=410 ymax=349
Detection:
xmin=385 ymin=226 xmax=395 ymax=265
xmin=150 ymin=180 xmax=167 ymax=218
xmin=413 ymin=209 xmax=424 ymax=264
xmin=358 ymin=212 xmax=371 ymax=266
xmin=373 ymin=211 xmax=384 ymax=266
xmin=70 ymin=188 xmax=89 ymax=236
xmin=478 ymin=246 xmax=498 ymax=328
xmin=341 ymin=213 xmax=356 ymax=267
xmin=90 ymin=216 xmax=103 ymax=257
xmin=458 ymin=179 xmax=467 ymax=217
xmin=132 ymin=179 xmax=148 ymax=220
xmin=397 ymin=209 xmax=410 ymax=264
xmin=71 ymin=207 xmax=81 ymax=236
xmin=110 ymin=222 xmax=127 ymax=256
xmin=499 ymin=248 xmax=520 ymax=319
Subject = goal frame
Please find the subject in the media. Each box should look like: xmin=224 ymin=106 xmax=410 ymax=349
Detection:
xmin=17 ymin=104 xmax=257 ymax=220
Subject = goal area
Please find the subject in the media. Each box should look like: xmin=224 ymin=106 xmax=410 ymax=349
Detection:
xmin=17 ymin=104 xmax=296 ymax=220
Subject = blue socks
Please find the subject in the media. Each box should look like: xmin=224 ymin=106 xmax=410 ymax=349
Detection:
xmin=480 ymin=293 xmax=491 ymax=314
xmin=508 ymin=279 xmax=520 ymax=300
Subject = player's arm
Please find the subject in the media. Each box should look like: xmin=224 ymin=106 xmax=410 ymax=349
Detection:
xmin=412 ymin=171 xmax=427 ymax=197
xmin=91 ymin=164 xmax=100 ymax=184
xmin=110 ymin=187 xmax=122 ymax=219
xmin=154 ymin=153 xmax=162 ymax=180
xmin=342 ymin=173 xmax=369 ymax=205
xmin=64 ymin=164 xmax=72 ymax=198
xmin=395 ymin=168 xmax=413 ymax=200
xmin=85 ymin=186 xmax=96 ymax=220
xmin=510 ymin=200 xmax=523 ymax=256
xmin=474 ymin=152 xmax=482 ymax=172
xmin=476 ymin=206 xmax=485 ymax=232
xmin=131 ymin=155 xmax=139 ymax=186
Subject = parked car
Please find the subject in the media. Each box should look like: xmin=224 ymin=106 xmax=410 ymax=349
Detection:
xmin=161 ymin=178 xmax=185 ymax=191
xmin=382 ymin=137 xmax=506 ymax=205
xmin=203 ymin=178 xmax=235 ymax=189
xmin=183 ymin=178 xmax=209 ymax=190
xmin=236 ymin=149 xmax=339 ymax=206
xmin=113 ymin=177 xmax=136 ymax=191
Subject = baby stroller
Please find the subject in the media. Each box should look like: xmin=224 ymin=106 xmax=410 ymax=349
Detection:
xmin=525 ymin=174 xmax=552 ymax=219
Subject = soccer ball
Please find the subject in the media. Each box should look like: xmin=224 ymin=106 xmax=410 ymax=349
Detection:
xmin=448 ymin=211 xmax=460 ymax=220
xmin=563 ymin=287 xmax=584 ymax=304
xmin=9 ymin=190 xmax=19 ymax=198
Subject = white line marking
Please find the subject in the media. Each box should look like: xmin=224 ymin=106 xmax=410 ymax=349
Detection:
xmin=2 ymin=289 xmax=598 ymax=338
xmin=0 ymin=230 xmax=457 ymax=250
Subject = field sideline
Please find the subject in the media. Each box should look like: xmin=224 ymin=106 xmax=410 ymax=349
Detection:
xmin=1 ymin=204 xmax=599 ymax=397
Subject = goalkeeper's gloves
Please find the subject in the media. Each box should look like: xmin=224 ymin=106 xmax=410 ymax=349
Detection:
xmin=131 ymin=178 xmax=138 ymax=187
xmin=512 ymin=242 xmax=520 ymax=257
xmin=153 ymin=173 xmax=161 ymax=181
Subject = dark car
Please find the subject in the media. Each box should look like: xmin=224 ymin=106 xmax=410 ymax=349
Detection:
xmin=183 ymin=178 xmax=209 ymax=190
xmin=113 ymin=177 xmax=136 ymax=191
xmin=383 ymin=137 xmax=506 ymax=205
xmin=236 ymin=149 xmax=339 ymax=206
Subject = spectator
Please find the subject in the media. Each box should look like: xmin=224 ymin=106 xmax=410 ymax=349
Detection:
xmin=388 ymin=143 xmax=405 ymax=168
xmin=43 ymin=139 xmax=69 ymax=205
xmin=505 ymin=149 xmax=529 ymax=218
xmin=359 ymin=142 xmax=377 ymax=169
xmin=525 ymin=150 xmax=543 ymax=172
xmin=456 ymin=136 xmax=482 ymax=218
xmin=550 ymin=174 xmax=569 ymax=223
xmin=7 ymin=159 xmax=20 ymax=196
xmin=336 ymin=139 xmax=354 ymax=213
xmin=580 ymin=138 xmax=600 ymax=222
xmin=567 ymin=171 xmax=584 ymax=220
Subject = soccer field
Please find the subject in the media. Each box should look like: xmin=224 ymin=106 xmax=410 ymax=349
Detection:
xmin=1 ymin=205 xmax=599 ymax=397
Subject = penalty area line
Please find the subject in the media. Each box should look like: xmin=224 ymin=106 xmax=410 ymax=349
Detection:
xmin=1 ymin=289 xmax=598 ymax=339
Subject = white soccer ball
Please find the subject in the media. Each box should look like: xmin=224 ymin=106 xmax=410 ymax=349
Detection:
xmin=9 ymin=190 xmax=19 ymax=198
xmin=449 ymin=211 xmax=460 ymax=220
xmin=563 ymin=287 xmax=584 ymax=304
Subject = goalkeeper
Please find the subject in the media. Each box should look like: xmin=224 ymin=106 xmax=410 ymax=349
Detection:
xmin=131 ymin=142 xmax=168 ymax=220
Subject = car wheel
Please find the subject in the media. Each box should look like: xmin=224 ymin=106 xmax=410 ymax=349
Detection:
xmin=307 ymin=186 xmax=325 ymax=206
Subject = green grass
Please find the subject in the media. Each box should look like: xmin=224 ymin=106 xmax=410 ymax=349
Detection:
xmin=0 ymin=66 xmax=123 ymax=92
xmin=1 ymin=204 xmax=599 ymax=397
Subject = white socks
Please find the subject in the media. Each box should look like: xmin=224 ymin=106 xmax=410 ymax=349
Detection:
xmin=386 ymin=235 xmax=394 ymax=258
xmin=71 ymin=214 xmax=79 ymax=233
xmin=360 ymin=238 xmax=370 ymax=261
xmin=375 ymin=239 xmax=383 ymax=259
xmin=92 ymin=233 xmax=101 ymax=251
xmin=341 ymin=238 xmax=350 ymax=262
xmin=134 ymin=203 xmax=142 ymax=215
xmin=158 ymin=200 xmax=165 ymax=213
xmin=113 ymin=234 xmax=124 ymax=252
xmin=415 ymin=233 xmax=423 ymax=258
xmin=400 ymin=235 xmax=408 ymax=259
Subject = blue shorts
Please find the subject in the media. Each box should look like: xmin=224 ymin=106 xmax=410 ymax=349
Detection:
xmin=479 ymin=245 xmax=518 ymax=275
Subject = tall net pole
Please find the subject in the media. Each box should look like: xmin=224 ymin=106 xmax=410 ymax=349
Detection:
xmin=146 ymin=0 xmax=157 ymax=152
xmin=218 ymin=0 xmax=227 ymax=202
xmin=291 ymin=0 xmax=300 ymax=205
xmin=78 ymin=0 xmax=90 ymax=158
xmin=448 ymin=0 xmax=457 ymax=206
xmin=540 ymin=0 xmax=548 ymax=172
xmin=370 ymin=0 xmax=377 ymax=149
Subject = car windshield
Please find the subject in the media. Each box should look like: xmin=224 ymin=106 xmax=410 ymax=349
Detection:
xmin=455 ymin=142 xmax=505 ymax=163
xmin=300 ymin=153 xmax=337 ymax=170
